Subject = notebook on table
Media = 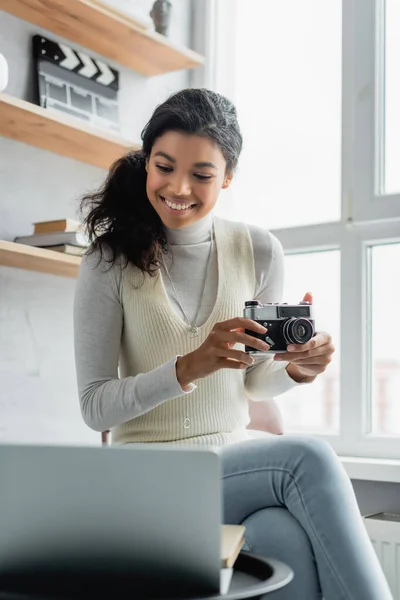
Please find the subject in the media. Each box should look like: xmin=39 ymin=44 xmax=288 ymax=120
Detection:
xmin=0 ymin=444 xmax=245 ymax=597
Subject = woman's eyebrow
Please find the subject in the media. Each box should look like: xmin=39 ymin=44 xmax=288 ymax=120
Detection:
xmin=153 ymin=152 xmax=218 ymax=170
xmin=193 ymin=161 xmax=218 ymax=169
xmin=154 ymin=151 xmax=175 ymax=162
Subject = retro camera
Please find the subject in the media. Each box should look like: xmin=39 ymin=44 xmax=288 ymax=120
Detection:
xmin=244 ymin=300 xmax=315 ymax=354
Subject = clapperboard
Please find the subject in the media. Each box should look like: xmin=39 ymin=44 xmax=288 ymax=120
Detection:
xmin=33 ymin=35 xmax=121 ymax=134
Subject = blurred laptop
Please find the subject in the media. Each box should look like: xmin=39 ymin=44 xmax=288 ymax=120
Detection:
xmin=0 ymin=444 xmax=229 ymax=597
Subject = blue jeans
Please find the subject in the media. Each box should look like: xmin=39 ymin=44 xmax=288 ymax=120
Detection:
xmin=219 ymin=436 xmax=393 ymax=600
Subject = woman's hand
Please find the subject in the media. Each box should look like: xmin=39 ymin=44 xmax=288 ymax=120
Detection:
xmin=274 ymin=331 xmax=335 ymax=383
xmin=176 ymin=318 xmax=269 ymax=389
xmin=274 ymin=292 xmax=335 ymax=383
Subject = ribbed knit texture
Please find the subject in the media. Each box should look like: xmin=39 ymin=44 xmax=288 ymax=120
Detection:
xmin=111 ymin=217 xmax=256 ymax=445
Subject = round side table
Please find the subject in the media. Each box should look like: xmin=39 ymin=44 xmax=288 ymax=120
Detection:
xmin=0 ymin=552 xmax=293 ymax=600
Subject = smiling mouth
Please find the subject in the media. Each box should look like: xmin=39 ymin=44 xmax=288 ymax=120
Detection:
xmin=159 ymin=195 xmax=197 ymax=212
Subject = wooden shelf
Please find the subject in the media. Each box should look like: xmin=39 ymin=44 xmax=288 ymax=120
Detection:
xmin=0 ymin=241 xmax=81 ymax=278
xmin=0 ymin=0 xmax=204 ymax=75
xmin=0 ymin=92 xmax=139 ymax=168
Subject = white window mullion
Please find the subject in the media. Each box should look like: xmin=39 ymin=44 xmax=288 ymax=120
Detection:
xmin=342 ymin=0 xmax=356 ymax=226
xmin=270 ymin=222 xmax=342 ymax=254
xmin=375 ymin=0 xmax=386 ymax=197
xmin=190 ymin=0 xmax=218 ymax=90
xmin=335 ymin=0 xmax=365 ymax=455
xmin=212 ymin=0 xmax=238 ymax=99
xmin=352 ymin=0 xmax=375 ymax=223
xmin=337 ymin=227 xmax=366 ymax=454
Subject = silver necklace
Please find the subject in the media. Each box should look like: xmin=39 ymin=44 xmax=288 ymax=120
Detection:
xmin=162 ymin=225 xmax=215 ymax=431
xmin=162 ymin=231 xmax=214 ymax=340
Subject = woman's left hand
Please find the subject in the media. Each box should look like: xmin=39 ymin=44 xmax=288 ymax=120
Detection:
xmin=273 ymin=292 xmax=335 ymax=383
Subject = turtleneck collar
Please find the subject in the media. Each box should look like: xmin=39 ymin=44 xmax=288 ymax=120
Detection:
xmin=165 ymin=212 xmax=213 ymax=245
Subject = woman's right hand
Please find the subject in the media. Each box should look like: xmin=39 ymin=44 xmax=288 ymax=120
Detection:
xmin=176 ymin=318 xmax=270 ymax=389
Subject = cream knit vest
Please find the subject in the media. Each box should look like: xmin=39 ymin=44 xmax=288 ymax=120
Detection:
xmin=112 ymin=217 xmax=256 ymax=445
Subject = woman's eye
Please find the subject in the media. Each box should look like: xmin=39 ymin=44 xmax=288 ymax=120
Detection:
xmin=156 ymin=164 xmax=173 ymax=173
xmin=194 ymin=174 xmax=213 ymax=181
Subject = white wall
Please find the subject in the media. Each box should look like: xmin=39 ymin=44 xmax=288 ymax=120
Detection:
xmin=0 ymin=2 xmax=193 ymax=445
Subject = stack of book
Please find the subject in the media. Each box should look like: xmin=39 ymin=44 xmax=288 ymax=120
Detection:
xmin=14 ymin=219 xmax=88 ymax=256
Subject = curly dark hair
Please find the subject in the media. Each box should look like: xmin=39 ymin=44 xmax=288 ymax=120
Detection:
xmin=80 ymin=88 xmax=243 ymax=275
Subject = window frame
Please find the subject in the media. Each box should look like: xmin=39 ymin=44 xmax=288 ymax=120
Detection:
xmin=351 ymin=0 xmax=400 ymax=223
xmin=192 ymin=0 xmax=400 ymax=459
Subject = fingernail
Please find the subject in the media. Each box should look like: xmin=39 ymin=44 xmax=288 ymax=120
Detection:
xmin=287 ymin=345 xmax=295 ymax=351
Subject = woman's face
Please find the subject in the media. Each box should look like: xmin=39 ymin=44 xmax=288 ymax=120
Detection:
xmin=146 ymin=131 xmax=232 ymax=229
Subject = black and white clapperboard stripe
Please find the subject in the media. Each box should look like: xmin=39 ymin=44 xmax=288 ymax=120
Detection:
xmin=33 ymin=35 xmax=120 ymax=133
xmin=33 ymin=35 xmax=119 ymax=90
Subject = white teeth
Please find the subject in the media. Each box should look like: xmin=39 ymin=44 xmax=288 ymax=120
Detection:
xmin=164 ymin=198 xmax=192 ymax=210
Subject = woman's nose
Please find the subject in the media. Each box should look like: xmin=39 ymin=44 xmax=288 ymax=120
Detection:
xmin=168 ymin=175 xmax=191 ymax=197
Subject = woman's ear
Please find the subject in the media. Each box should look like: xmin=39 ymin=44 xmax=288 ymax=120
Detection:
xmin=222 ymin=172 xmax=233 ymax=190
xmin=145 ymin=159 xmax=149 ymax=173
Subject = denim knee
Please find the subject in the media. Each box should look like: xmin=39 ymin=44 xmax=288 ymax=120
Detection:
xmin=282 ymin=436 xmax=342 ymax=478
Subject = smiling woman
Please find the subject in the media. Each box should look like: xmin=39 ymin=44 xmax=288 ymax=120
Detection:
xmin=74 ymin=88 xmax=391 ymax=600
xmin=145 ymin=132 xmax=232 ymax=228
xmin=80 ymin=88 xmax=240 ymax=275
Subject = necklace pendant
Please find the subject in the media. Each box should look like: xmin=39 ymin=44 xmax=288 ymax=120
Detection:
xmin=188 ymin=325 xmax=199 ymax=338
xmin=184 ymin=417 xmax=191 ymax=429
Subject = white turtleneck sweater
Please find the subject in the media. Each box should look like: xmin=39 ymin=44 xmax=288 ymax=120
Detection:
xmin=73 ymin=213 xmax=301 ymax=438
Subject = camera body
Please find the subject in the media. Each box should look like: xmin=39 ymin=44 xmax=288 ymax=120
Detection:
xmin=244 ymin=300 xmax=315 ymax=354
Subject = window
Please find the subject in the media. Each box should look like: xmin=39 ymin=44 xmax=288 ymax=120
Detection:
xmin=281 ymin=251 xmax=341 ymax=434
xmin=205 ymin=0 xmax=400 ymax=458
xmin=384 ymin=0 xmax=400 ymax=194
xmin=231 ymin=0 xmax=342 ymax=230
xmin=370 ymin=243 xmax=400 ymax=435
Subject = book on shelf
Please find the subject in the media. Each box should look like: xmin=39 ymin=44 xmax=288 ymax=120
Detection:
xmin=14 ymin=231 xmax=88 ymax=248
xmin=45 ymin=244 xmax=86 ymax=256
xmin=33 ymin=219 xmax=82 ymax=234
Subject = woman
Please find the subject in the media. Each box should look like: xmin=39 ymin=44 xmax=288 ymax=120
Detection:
xmin=74 ymin=88 xmax=391 ymax=599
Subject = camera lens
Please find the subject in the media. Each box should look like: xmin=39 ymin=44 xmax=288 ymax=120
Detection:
xmin=297 ymin=325 xmax=306 ymax=338
xmin=282 ymin=317 xmax=314 ymax=345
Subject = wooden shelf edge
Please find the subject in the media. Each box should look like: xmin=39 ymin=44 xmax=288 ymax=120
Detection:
xmin=0 ymin=92 xmax=140 ymax=169
xmin=0 ymin=0 xmax=204 ymax=75
xmin=0 ymin=241 xmax=81 ymax=278
xmin=1 ymin=92 xmax=135 ymax=145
